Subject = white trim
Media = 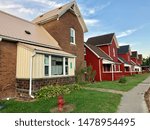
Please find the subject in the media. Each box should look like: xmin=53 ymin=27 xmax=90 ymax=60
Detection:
xmin=63 ymin=57 xmax=66 ymax=76
xmin=96 ymin=43 xmax=111 ymax=47
xmin=99 ymin=59 xmax=102 ymax=81
xmin=112 ymin=35 xmax=119 ymax=48
xmin=124 ymin=64 xmax=131 ymax=67
xmin=111 ymin=64 xmax=114 ymax=81
xmin=84 ymin=44 xmax=100 ymax=58
xmin=49 ymin=55 xmax=52 ymax=77
xmin=0 ymin=37 xmax=2 ymax=41
xmin=103 ymin=59 xmax=114 ymax=64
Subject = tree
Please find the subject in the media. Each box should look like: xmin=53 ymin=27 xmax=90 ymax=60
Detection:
xmin=142 ymin=56 xmax=150 ymax=66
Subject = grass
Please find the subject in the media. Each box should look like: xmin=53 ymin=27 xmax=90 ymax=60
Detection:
xmin=81 ymin=73 xmax=150 ymax=91
xmin=0 ymin=89 xmax=121 ymax=113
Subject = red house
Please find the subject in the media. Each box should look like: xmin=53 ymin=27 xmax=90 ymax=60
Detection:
xmin=117 ymin=45 xmax=133 ymax=76
xmin=85 ymin=33 xmax=122 ymax=81
xmin=131 ymin=51 xmax=142 ymax=73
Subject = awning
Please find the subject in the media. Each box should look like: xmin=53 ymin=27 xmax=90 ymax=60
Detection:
xmin=18 ymin=43 xmax=76 ymax=58
xmin=103 ymin=59 xmax=115 ymax=64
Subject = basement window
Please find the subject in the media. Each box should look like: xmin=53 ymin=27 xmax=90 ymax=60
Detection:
xmin=25 ymin=30 xmax=31 ymax=35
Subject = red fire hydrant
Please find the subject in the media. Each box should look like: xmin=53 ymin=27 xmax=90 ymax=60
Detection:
xmin=58 ymin=95 xmax=64 ymax=112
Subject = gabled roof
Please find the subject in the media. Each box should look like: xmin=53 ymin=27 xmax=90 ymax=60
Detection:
xmin=84 ymin=43 xmax=113 ymax=61
xmin=86 ymin=33 xmax=119 ymax=48
xmin=131 ymin=51 xmax=138 ymax=58
xmin=32 ymin=1 xmax=88 ymax=32
xmin=0 ymin=10 xmax=61 ymax=50
xmin=131 ymin=60 xmax=136 ymax=65
xmin=118 ymin=45 xmax=130 ymax=54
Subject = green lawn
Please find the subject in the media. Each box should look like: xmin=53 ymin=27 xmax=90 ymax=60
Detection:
xmin=82 ymin=73 xmax=150 ymax=91
xmin=0 ymin=89 xmax=121 ymax=113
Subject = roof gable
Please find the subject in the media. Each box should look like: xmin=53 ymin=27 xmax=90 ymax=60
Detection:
xmin=86 ymin=33 xmax=119 ymax=48
xmin=32 ymin=1 xmax=88 ymax=32
xmin=85 ymin=43 xmax=113 ymax=61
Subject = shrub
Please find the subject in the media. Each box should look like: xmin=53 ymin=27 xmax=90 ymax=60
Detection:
xmin=36 ymin=84 xmax=81 ymax=99
xmin=119 ymin=77 xmax=127 ymax=83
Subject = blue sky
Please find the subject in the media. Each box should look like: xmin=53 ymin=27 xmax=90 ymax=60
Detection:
xmin=0 ymin=0 xmax=150 ymax=58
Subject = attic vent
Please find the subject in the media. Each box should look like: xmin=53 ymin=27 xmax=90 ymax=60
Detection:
xmin=58 ymin=7 xmax=62 ymax=10
xmin=25 ymin=30 xmax=31 ymax=35
xmin=39 ymin=15 xmax=43 ymax=17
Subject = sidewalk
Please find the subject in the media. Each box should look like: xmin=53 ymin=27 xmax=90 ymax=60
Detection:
xmin=117 ymin=76 xmax=150 ymax=113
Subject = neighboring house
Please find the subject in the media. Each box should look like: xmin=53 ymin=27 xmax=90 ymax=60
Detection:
xmin=0 ymin=1 xmax=87 ymax=99
xmin=118 ymin=45 xmax=133 ymax=76
xmin=32 ymin=1 xmax=88 ymax=70
xmin=85 ymin=33 xmax=122 ymax=81
xmin=131 ymin=51 xmax=142 ymax=72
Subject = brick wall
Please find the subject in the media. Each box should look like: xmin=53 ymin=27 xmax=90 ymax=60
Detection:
xmin=43 ymin=11 xmax=84 ymax=70
xmin=0 ymin=41 xmax=17 ymax=99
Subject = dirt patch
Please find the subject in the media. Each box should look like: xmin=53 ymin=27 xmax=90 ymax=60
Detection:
xmin=50 ymin=104 xmax=75 ymax=113
xmin=144 ymin=87 xmax=150 ymax=112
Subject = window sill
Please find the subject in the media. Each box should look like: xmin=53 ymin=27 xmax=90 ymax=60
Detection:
xmin=70 ymin=42 xmax=76 ymax=45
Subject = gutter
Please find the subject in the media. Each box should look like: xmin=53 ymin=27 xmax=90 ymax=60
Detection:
xmin=29 ymin=51 xmax=36 ymax=98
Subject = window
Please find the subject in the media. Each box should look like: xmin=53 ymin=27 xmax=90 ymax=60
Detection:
xmin=44 ymin=55 xmax=49 ymax=76
xmin=51 ymin=56 xmax=63 ymax=75
xmin=70 ymin=28 xmax=75 ymax=44
xmin=113 ymin=48 xmax=115 ymax=57
xmin=65 ymin=58 xmax=68 ymax=75
xmin=103 ymin=64 xmax=111 ymax=72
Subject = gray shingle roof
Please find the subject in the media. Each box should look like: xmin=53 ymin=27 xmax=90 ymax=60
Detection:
xmin=86 ymin=33 xmax=115 ymax=46
xmin=118 ymin=45 xmax=130 ymax=54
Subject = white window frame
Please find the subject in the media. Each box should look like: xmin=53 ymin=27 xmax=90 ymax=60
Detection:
xmin=70 ymin=28 xmax=76 ymax=45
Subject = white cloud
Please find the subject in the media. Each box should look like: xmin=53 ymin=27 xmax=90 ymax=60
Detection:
xmin=29 ymin=0 xmax=66 ymax=9
xmin=84 ymin=19 xmax=99 ymax=26
xmin=99 ymin=2 xmax=111 ymax=10
xmin=116 ymin=29 xmax=137 ymax=38
xmin=0 ymin=1 xmax=35 ymax=15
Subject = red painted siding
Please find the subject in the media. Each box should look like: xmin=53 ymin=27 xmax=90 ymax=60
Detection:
xmin=109 ymin=39 xmax=118 ymax=62
xmin=98 ymin=45 xmax=109 ymax=55
xmin=85 ymin=47 xmax=101 ymax=81
xmin=118 ymin=52 xmax=131 ymax=63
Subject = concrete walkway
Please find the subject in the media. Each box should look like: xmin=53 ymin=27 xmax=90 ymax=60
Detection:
xmin=84 ymin=87 xmax=124 ymax=95
xmin=117 ymin=76 xmax=150 ymax=113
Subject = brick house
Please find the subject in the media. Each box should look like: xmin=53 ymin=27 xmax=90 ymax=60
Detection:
xmin=0 ymin=1 xmax=87 ymax=99
xmin=33 ymin=1 xmax=87 ymax=70
xmin=118 ymin=45 xmax=133 ymax=76
xmin=85 ymin=33 xmax=122 ymax=81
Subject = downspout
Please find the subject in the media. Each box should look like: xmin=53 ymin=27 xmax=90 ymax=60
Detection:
xmin=29 ymin=51 xmax=36 ymax=98
xmin=112 ymin=64 xmax=114 ymax=81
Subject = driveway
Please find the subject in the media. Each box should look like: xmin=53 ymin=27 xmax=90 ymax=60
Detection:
xmin=117 ymin=76 xmax=150 ymax=113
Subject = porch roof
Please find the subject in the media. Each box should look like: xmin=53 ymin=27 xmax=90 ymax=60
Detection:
xmin=19 ymin=43 xmax=76 ymax=58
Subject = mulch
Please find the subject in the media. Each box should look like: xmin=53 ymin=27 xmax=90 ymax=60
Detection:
xmin=144 ymin=87 xmax=150 ymax=112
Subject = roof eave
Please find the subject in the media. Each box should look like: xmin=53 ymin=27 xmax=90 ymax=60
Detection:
xmin=0 ymin=34 xmax=61 ymax=50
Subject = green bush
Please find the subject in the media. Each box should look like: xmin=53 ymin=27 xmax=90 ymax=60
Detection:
xmin=119 ymin=77 xmax=127 ymax=83
xmin=36 ymin=84 xmax=81 ymax=99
